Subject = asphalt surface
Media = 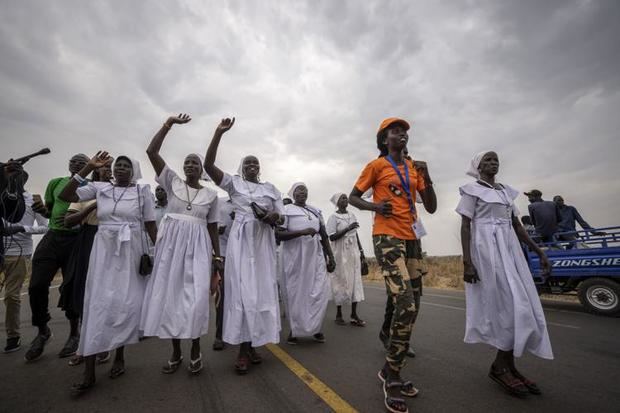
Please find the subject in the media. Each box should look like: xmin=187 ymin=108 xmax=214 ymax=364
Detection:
xmin=1 ymin=281 xmax=619 ymax=412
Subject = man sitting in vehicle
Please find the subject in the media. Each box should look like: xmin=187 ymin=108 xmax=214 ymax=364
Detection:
xmin=526 ymin=189 xmax=561 ymax=243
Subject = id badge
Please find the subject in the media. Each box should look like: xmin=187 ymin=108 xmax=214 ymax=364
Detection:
xmin=412 ymin=217 xmax=427 ymax=238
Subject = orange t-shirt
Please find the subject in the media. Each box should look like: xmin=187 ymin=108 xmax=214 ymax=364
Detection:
xmin=354 ymin=157 xmax=426 ymax=240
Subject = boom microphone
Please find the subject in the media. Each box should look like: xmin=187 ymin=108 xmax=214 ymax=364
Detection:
xmin=2 ymin=148 xmax=51 ymax=166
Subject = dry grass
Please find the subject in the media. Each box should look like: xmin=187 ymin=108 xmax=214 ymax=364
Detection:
xmin=366 ymin=255 xmax=464 ymax=290
xmin=366 ymin=255 xmax=578 ymax=302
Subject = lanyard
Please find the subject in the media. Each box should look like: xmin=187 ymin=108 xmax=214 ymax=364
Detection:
xmin=385 ymin=155 xmax=416 ymax=215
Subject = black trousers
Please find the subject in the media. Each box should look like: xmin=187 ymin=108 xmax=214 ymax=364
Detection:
xmin=29 ymin=230 xmax=80 ymax=327
xmin=381 ymin=239 xmax=424 ymax=336
xmin=215 ymin=265 xmax=225 ymax=340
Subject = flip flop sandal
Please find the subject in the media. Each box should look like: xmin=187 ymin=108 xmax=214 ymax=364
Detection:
xmin=383 ymin=381 xmax=409 ymax=413
xmin=162 ymin=356 xmax=183 ymax=374
xmin=68 ymin=356 xmax=84 ymax=367
xmin=350 ymin=318 xmax=366 ymax=327
xmin=378 ymin=369 xmax=419 ymax=398
xmin=70 ymin=381 xmax=95 ymax=397
xmin=248 ymin=348 xmax=262 ymax=365
xmin=489 ymin=366 xmax=528 ymax=398
xmin=188 ymin=354 xmax=203 ymax=375
xmin=96 ymin=352 xmax=111 ymax=365
xmin=334 ymin=318 xmax=347 ymax=326
xmin=109 ymin=366 xmax=126 ymax=379
xmin=510 ymin=369 xmax=542 ymax=395
xmin=235 ymin=356 xmax=249 ymax=375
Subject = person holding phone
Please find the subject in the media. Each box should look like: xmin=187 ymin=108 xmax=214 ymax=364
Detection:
xmin=25 ymin=154 xmax=90 ymax=362
xmin=457 ymin=151 xmax=553 ymax=398
xmin=348 ymin=118 xmax=436 ymax=413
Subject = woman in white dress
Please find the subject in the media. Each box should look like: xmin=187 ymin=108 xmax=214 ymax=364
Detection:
xmin=277 ymin=183 xmax=336 ymax=345
xmin=203 ymin=117 xmax=283 ymax=375
xmin=326 ymin=193 xmax=366 ymax=326
xmin=457 ymin=151 xmax=553 ymax=398
xmin=59 ymin=152 xmax=157 ymax=395
xmin=141 ymin=114 xmax=222 ymax=375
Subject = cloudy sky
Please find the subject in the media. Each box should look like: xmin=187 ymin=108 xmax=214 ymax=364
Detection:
xmin=2 ymin=0 xmax=619 ymax=256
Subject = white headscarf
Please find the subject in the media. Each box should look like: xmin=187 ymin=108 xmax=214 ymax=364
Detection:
xmin=330 ymin=192 xmax=346 ymax=207
xmin=288 ymin=182 xmax=306 ymax=198
xmin=466 ymin=151 xmax=492 ymax=179
xmin=236 ymin=156 xmax=261 ymax=182
xmin=114 ymin=156 xmax=143 ymax=184
xmin=186 ymin=153 xmax=210 ymax=181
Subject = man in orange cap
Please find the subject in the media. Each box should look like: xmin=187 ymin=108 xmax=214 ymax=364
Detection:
xmin=349 ymin=118 xmax=436 ymax=413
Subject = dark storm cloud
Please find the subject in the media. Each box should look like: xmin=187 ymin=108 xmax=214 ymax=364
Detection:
xmin=1 ymin=0 xmax=618 ymax=255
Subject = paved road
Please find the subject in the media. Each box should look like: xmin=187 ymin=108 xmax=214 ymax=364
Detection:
xmin=1 ymin=281 xmax=619 ymax=412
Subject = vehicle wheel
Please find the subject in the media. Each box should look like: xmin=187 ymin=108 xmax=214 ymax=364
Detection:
xmin=578 ymin=278 xmax=620 ymax=317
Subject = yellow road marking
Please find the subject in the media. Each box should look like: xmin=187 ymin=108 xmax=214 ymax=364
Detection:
xmin=266 ymin=343 xmax=358 ymax=413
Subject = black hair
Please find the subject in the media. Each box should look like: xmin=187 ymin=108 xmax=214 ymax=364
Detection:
xmin=376 ymin=129 xmax=388 ymax=157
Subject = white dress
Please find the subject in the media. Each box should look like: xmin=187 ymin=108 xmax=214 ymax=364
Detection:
xmin=326 ymin=212 xmax=364 ymax=305
xmin=281 ymin=204 xmax=330 ymax=337
xmin=456 ymin=182 xmax=553 ymax=359
xmin=76 ymin=182 xmax=155 ymax=357
xmin=218 ymin=173 xmax=283 ymax=346
xmin=140 ymin=166 xmax=219 ymax=339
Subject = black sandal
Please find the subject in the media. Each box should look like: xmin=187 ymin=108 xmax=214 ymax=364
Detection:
xmin=235 ymin=355 xmax=249 ymax=375
xmin=489 ymin=365 xmax=528 ymax=397
xmin=350 ymin=317 xmax=366 ymax=327
xmin=377 ymin=368 xmax=419 ymax=397
xmin=248 ymin=348 xmax=262 ymax=365
xmin=510 ymin=368 xmax=541 ymax=395
xmin=383 ymin=381 xmax=409 ymax=413
xmin=334 ymin=317 xmax=347 ymax=326
xmin=109 ymin=365 xmax=126 ymax=379
xmin=70 ymin=381 xmax=95 ymax=397
xmin=162 ymin=356 xmax=183 ymax=374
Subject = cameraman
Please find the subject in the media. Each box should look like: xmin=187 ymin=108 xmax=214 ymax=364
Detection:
xmin=1 ymin=161 xmax=26 ymax=265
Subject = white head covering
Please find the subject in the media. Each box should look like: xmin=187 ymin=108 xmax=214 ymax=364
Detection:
xmin=186 ymin=153 xmax=210 ymax=181
xmin=330 ymin=192 xmax=346 ymax=207
xmin=236 ymin=155 xmax=261 ymax=181
xmin=288 ymin=182 xmax=306 ymax=198
xmin=466 ymin=151 xmax=492 ymax=179
xmin=114 ymin=155 xmax=143 ymax=184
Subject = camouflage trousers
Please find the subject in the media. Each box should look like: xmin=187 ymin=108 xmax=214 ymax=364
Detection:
xmin=381 ymin=239 xmax=427 ymax=337
xmin=374 ymin=235 xmax=424 ymax=370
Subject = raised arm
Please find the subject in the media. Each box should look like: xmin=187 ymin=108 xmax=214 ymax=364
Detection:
xmin=204 ymin=117 xmax=235 ymax=186
xmin=59 ymin=152 xmax=112 ymax=203
xmin=146 ymin=113 xmax=192 ymax=176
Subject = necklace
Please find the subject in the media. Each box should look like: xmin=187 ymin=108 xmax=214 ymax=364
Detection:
xmin=112 ymin=185 xmax=130 ymax=215
xmin=184 ymin=183 xmax=200 ymax=211
xmin=299 ymin=205 xmax=313 ymax=221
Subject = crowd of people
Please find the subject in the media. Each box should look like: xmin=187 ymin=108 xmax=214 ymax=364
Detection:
xmin=1 ymin=115 xmax=576 ymax=413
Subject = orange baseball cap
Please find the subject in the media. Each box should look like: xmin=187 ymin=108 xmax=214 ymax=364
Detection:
xmin=377 ymin=117 xmax=410 ymax=137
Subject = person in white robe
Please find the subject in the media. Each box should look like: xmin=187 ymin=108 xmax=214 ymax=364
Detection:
xmin=277 ymin=182 xmax=335 ymax=345
xmin=326 ymin=192 xmax=366 ymax=326
xmin=203 ymin=117 xmax=284 ymax=375
xmin=457 ymin=150 xmax=553 ymax=398
xmin=141 ymin=114 xmax=222 ymax=375
xmin=59 ymin=152 xmax=157 ymax=395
